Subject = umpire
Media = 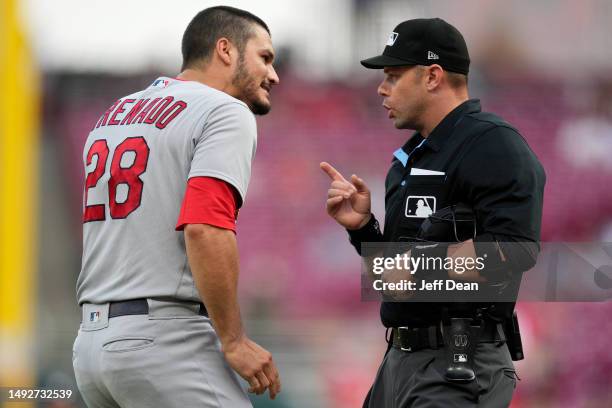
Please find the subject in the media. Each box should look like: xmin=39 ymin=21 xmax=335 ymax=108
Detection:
xmin=321 ymin=18 xmax=545 ymax=407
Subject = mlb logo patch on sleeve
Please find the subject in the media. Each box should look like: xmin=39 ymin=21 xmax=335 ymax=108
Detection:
xmin=90 ymin=311 xmax=100 ymax=322
xmin=405 ymin=196 xmax=436 ymax=218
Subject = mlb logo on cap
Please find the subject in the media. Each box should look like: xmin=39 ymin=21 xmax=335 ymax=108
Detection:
xmin=405 ymin=196 xmax=436 ymax=218
xmin=386 ymin=32 xmax=399 ymax=46
xmin=90 ymin=311 xmax=100 ymax=322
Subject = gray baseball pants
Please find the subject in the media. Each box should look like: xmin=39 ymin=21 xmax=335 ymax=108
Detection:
xmin=73 ymin=300 xmax=252 ymax=408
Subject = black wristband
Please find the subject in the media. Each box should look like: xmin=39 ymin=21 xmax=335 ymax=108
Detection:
xmin=347 ymin=214 xmax=382 ymax=255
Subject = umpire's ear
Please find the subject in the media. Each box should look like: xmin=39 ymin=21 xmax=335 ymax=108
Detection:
xmin=424 ymin=64 xmax=444 ymax=91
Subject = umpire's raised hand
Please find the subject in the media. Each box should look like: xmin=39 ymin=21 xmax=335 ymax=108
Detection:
xmin=320 ymin=162 xmax=372 ymax=230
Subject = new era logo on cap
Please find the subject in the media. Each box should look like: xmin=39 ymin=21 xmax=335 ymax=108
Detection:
xmin=386 ymin=32 xmax=399 ymax=46
xmin=427 ymin=51 xmax=439 ymax=60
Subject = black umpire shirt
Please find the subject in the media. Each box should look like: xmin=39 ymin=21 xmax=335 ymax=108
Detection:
xmin=352 ymin=99 xmax=545 ymax=328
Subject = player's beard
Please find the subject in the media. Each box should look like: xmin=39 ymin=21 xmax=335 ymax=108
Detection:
xmin=231 ymin=55 xmax=271 ymax=116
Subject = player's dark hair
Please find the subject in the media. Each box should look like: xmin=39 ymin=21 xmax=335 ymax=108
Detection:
xmin=181 ymin=6 xmax=270 ymax=70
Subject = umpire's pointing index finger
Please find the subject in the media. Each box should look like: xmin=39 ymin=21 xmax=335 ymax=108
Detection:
xmin=320 ymin=162 xmax=346 ymax=182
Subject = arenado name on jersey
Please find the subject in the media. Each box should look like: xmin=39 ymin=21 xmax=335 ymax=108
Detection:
xmin=94 ymin=94 xmax=188 ymax=131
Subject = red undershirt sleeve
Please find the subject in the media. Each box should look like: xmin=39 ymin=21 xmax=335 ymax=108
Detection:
xmin=175 ymin=176 xmax=240 ymax=233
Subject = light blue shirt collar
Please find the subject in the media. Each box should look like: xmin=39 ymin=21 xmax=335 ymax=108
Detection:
xmin=393 ymin=139 xmax=427 ymax=167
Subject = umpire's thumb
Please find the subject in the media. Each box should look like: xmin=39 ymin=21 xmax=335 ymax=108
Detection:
xmin=351 ymin=174 xmax=370 ymax=194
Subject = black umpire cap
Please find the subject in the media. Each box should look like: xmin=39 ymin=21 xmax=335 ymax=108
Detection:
xmin=360 ymin=18 xmax=470 ymax=75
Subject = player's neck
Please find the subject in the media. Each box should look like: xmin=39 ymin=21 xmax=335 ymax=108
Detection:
xmin=176 ymin=68 xmax=235 ymax=96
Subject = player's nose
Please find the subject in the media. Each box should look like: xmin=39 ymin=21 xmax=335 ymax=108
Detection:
xmin=268 ymin=65 xmax=279 ymax=86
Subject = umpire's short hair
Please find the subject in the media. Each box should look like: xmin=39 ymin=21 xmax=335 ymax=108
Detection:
xmin=181 ymin=6 xmax=270 ymax=70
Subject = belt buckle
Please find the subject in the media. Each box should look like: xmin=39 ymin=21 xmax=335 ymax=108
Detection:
xmin=398 ymin=326 xmax=413 ymax=352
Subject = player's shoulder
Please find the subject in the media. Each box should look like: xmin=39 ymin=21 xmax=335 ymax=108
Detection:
xmin=156 ymin=77 xmax=249 ymax=110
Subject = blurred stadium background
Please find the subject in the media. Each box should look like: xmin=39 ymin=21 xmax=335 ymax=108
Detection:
xmin=2 ymin=0 xmax=612 ymax=407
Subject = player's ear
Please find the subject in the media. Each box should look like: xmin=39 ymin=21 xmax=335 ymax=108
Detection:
xmin=215 ymin=37 xmax=233 ymax=66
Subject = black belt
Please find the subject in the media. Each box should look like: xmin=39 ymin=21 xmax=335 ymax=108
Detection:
xmin=108 ymin=299 xmax=208 ymax=318
xmin=391 ymin=320 xmax=503 ymax=352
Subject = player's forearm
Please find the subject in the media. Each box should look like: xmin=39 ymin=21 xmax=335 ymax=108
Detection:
xmin=184 ymin=224 xmax=245 ymax=346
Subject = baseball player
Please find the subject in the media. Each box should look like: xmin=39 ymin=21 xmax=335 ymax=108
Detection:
xmin=73 ymin=7 xmax=280 ymax=407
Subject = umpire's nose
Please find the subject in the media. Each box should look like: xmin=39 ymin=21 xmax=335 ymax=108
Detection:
xmin=378 ymin=79 xmax=390 ymax=97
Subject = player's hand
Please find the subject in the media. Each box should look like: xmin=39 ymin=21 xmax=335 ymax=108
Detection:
xmin=320 ymin=161 xmax=372 ymax=230
xmin=222 ymin=336 xmax=281 ymax=399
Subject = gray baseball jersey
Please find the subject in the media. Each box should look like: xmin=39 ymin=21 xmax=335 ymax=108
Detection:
xmin=77 ymin=77 xmax=257 ymax=304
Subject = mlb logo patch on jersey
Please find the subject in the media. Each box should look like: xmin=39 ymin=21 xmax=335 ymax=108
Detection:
xmin=405 ymin=196 xmax=436 ymax=218
xmin=90 ymin=311 xmax=100 ymax=322
xmin=151 ymin=78 xmax=170 ymax=88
